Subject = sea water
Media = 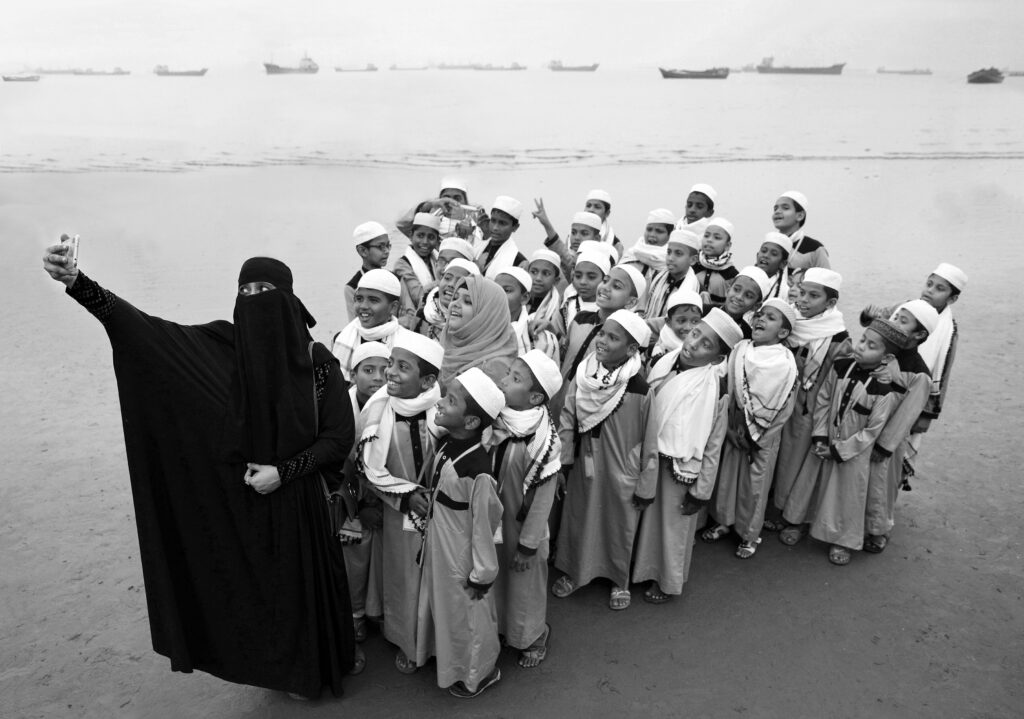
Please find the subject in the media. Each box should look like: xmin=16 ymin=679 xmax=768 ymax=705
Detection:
xmin=2 ymin=67 xmax=1022 ymax=173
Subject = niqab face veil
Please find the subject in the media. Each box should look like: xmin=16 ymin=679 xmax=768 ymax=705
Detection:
xmin=225 ymin=257 xmax=318 ymax=464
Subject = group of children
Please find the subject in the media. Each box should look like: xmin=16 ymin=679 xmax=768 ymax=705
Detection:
xmin=330 ymin=176 xmax=967 ymax=697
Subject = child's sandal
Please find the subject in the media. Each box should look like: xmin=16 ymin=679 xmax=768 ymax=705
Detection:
xmin=700 ymin=523 xmax=730 ymax=543
xmin=828 ymin=545 xmax=852 ymax=566
xmin=736 ymin=538 xmax=761 ymax=559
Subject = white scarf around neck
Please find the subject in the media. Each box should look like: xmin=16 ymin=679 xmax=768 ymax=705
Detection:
xmin=788 ymin=307 xmax=846 ymax=391
xmin=484 ymin=406 xmax=560 ymax=492
xmin=573 ymin=352 xmax=643 ymax=433
xmin=402 ymin=246 xmax=436 ymax=288
xmin=332 ymin=317 xmax=400 ymax=380
xmin=653 ymin=357 xmax=726 ymax=481
xmin=731 ymin=340 xmax=797 ymax=443
xmin=359 ymin=384 xmax=441 ymax=495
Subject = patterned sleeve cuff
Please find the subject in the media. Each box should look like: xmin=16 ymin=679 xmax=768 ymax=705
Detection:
xmin=277 ymin=450 xmax=318 ymax=484
xmin=66 ymin=272 xmax=116 ymax=322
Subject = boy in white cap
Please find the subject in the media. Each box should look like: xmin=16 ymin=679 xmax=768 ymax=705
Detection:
xmin=533 ymin=208 xmax=608 ymax=282
xmin=496 ymin=267 xmax=560 ymax=363
xmin=754 ymin=231 xmax=792 ymax=300
xmin=557 ymin=246 xmax=609 ymax=335
xmin=410 ymin=258 xmax=480 ymax=341
xmin=704 ymin=298 xmax=798 ymax=559
xmin=860 ymin=298 xmax=938 ymax=553
xmin=619 ymin=208 xmax=677 ymax=283
xmin=346 ymin=221 xmax=392 ymax=322
xmin=584 ymin=189 xmax=622 ymax=251
xmin=648 ymin=288 xmax=703 ymax=364
xmin=771 ymin=190 xmax=830 ymax=287
xmin=416 ymin=367 xmax=504 ymax=698
xmin=632 ymin=307 xmax=740 ymax=603
xmin=393 ymin=212 xmax=442 ymax=321
xmin=527 ymin=248 xmax=563 ymax=326
xmin=552 ymin=309 xmax=658 ymax=611
xmin=341 ymin=341 xmax=391 ymax=641
xmin=488 ymin=350 xmax=563 ymax=668
xmin=475 ymin=195 xmax=529 ymax=278
xmin=640 ymin=228 xmax=701 ymax=320
xmin=694 ymin=217 xmax=740 ymax=309
xmin=332 ymin=269 xmax=403 ymax=381
xmin=722 ymin=265 xmax=773 ymax=339
xmin=808 ymin=319 xmax=905 ymax=565
xmin=358 ymin=329 xmax=444 ymax=674
xmin=773 ymin=268 xmax=850 ymax=542
xmin=676 ymin=183 xmax=717 ymax=235
xmin=396 ymin=176 xmax=486 ymax=242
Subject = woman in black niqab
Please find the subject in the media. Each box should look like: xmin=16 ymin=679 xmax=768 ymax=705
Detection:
xmin=42 ymin=249 xmax=357 ymax=699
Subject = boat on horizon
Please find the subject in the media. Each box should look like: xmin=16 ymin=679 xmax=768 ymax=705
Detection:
xmin=473 ymin=63 xmax=526 ymax=71
xmin=756 ymin=57 xmax=844 ymax=75
xmin=877 ymin=67 xmax=932 ymax=75
xmin=72 ymin=67 xmax=130 ymax=76
xmin=3 ymin=74 xmax=41 ymax=82
xmin=389 ymin=64 xmax=428 ymax=71
xmin=335 ymin=64 xmax=378 ymax=72
xmin=967 ymin=67 xmax=1004 ymax=84
xmin=548 ymin=60 xmax=599 ymax=72
xmin=264 ymin=56 xmax=318 ymax=74
xmin=1006 ymin=70 xmax=1024 ymax=77
xmin=659 ymin=67 xmax=729 ymax=80
xmin=437 ymin=63 xmax=477 ymax=70
xmin=32 ymin=68 xmax=78 ymax=75
xmin=153 ymin=65 xmax=207 ymax=77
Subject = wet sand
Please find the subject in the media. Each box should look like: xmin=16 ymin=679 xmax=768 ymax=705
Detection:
xmin=1 ymin=160 xmax=1022 ymax=718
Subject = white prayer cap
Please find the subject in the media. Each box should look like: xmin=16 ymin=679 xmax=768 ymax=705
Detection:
xmin=802 ymin=267 xmax=842 ymax=292
xmin=497 ymin=266 xmax=532 ymax=292
xmin=780 ymin=190 xmax=808 ymax=211
xmin=353 ymin=221 xmax=389 ymax=245
xmin=897 ymin=299 xmax=940 ymax=335
xmin=444 ymin=258 xmax=481 ymax=277
xmin=490 ymin=195 xmax=523 ymax=221
xmin=438 ymin=237 xmax=475 ymax=260
xmin=456 ymin=366 xmax=506 ymax=419
xmin=585 ymin=189 xmax=612 ymax=205
xmin=575 ymin=250 xmax=611 ymax=276
xmin=760 ymin=298 xmax=797 ymax=329
xmin=646 ymin=208 xmax=677 ymax=226
xmin=689 ymin=183 xmax=718 ymax=204
xmin=606 ymin=309 xmax=652 ymax=348
xmin=706 ymin=217 xmax=734 ymax=238
xmin=614 ymin=264 xmax=648 ymax=300
xmin=932 ymin=262 xmax=968 ymax=291
xmin=578 ymin=240 xmax=619 ymax=265
xmin=358 ymin=268 xmax=401 ymax=297
xmin=440 ymin=176 xmax=468 ymax=193
xmin=530 ymin=248 xmax=562 ymax=272
xmin=572 ymin=211 xmax=604 ymax=232
xmin=351 ymin=341 xmax=390 ymax=369
xmin=393 ymin=328 xmax=444 ymax=370
xmin=666 ymin=288 xmax=703 ymax=313
xmin=701 ymin=307 xmax=743 ymax=349
xmin=668 ymin=229 xmax=701 ymax=252
xmin=412 ymin=212 xmax=441 ymax=231
xmin=737 ymin=265 xmax=773 ymax=300
xmin=762 ymin=231 xmax=792 ymax=255
xmin=519 ymin=349 xmax=563 ymax=398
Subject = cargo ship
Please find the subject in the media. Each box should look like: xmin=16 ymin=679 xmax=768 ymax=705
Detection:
xmin=659 ymin=67 xmax=729 ymax=79
xmin=473 ymin=63 xmax=526 ymax=71
xmin=967 ymin=67 xmax=1004 ymax=84
xmin=3 ymin=74 xmax=41 ymax=82
xmin=154 ymin=65 xmax=208 ymax=76
xmin=335 ymin=64 xmax=378 ymax=72
xmin=548 ymin=60 xmax=599 ymax=72
xmin=877 ymin=67 xmax=932 ymax=75
xmin=72 ymin=67 xmax=130 ymax=76
xmin=389 ymin=64 xmax=428 ymax=71
xmin=263 ymin=56 xmax=318 ymax=74
xmin=756 ymin=57 xmax=844 ymax=75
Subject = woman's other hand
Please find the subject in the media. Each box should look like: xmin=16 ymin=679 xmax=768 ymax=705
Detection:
xmin=245 ymin=463 xmax=282 ymax=494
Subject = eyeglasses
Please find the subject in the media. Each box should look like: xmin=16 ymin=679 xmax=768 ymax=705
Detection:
xmin=365 ymin=242 xmax=391 ymax=251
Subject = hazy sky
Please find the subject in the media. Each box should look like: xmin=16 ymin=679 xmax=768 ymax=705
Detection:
xmin=2 ymin=0 xmax=1020 ymax=71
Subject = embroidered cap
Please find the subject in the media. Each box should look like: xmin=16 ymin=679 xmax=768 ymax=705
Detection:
xmin=702 ymin=307 xmax=743 ymax=349
xmin=392 ymin=328 xmax=444 ymax=370
xmin=438 ymin=237 xmax=475 ymax=261
xmin=357 ymin=269 xmax=401 ymax=297
xmin=606 ymin=309 xmax=652 ymax=348
xmin=866 ymin=318 xmax=910 ymax=352
xmin=802 ymin=267 xmax=842 ymax=292
xmin=668 ymin=229 xmax=701 ymax=252
xmin=490 ymin=195 xmax=523 ymax=221
xmin=496 ymin=266 xmax=532 ymax=293
xmin=456 ymin=366 xmax=506 ymax=419
xmin=572 ymin=211 xmax=604 ymax=232
xmin=351 ymin=341 xmax=390 ymax=369
xmin=519 ymin=349 xmax=563 ymax=398
xmin=932 ymin=262 xmax=968 ymax=292
xmin=353 ymin=221 xmax=389 ymax=246
xmin=412 ymin=212 xmax=441 ymax=231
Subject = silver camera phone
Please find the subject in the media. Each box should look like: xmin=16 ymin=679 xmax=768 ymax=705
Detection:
xmin=61 ymin=233 xmax=80 ymax=270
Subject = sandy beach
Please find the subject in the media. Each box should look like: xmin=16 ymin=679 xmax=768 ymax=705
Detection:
xmin=2 ymin=159 xmax=1022 ymax=718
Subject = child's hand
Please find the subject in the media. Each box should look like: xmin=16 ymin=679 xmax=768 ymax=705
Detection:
xmin=358 ymin=505 xmax=383 ymax=530
xmin=532 ymin=198 xmax=555 ymax=235
xmin=631 ymin=493 xmax=653 ymax=510
xmin=528 ymin=317 xmax=553 ymax=336
xmin=811 ymin=442 xmax=830 ymax=459
xmin=408 ymin=491 xmax=429 ymax=517
xmin=863 ymin=303 xmax=887 ymax=319
xmin=555 ymin=472 xmax=567 ymax=499
xmin=466 ymin=583 xmax=488 ymax=600
xmin=511 ymin=551 xmax=533 ymax=572
xmin=680 ymin=492 xmax=705 ymax=516
xmin=870 ymin=447 xmax=888 ymax=464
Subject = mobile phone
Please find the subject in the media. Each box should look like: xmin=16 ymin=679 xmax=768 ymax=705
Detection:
xmin=61 ymin=233 xmax=80 ymax=270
